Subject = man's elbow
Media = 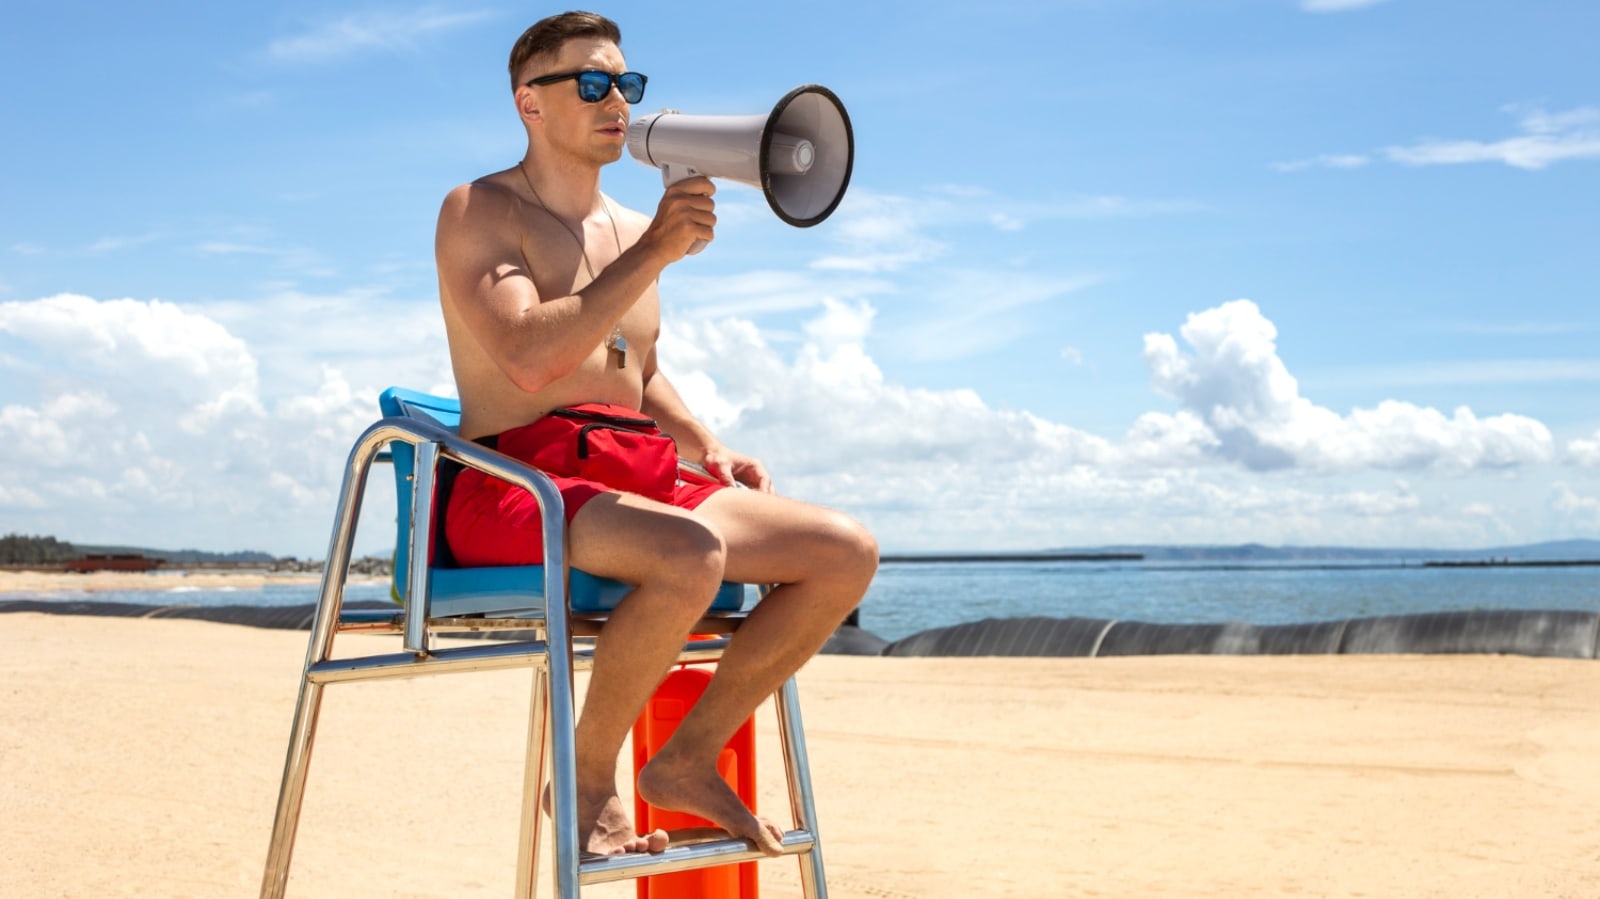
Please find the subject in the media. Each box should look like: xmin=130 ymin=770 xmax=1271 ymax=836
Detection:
xmin=502 ymin=354 xmax=577 ymax=395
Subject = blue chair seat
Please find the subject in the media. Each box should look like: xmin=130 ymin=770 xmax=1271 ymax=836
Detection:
xmin=429 ymin=564 xmax=745 ymax=617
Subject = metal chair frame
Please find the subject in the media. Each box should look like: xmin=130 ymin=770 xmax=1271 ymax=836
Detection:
xmin=259 ymin=407 xmax=827 ymax=898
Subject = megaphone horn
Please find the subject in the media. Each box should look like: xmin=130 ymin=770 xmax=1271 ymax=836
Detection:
xmin=627 ymin=85 xmax=854 ymax=252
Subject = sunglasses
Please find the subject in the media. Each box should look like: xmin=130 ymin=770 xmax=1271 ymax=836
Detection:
xmin=525 ymin=69 xmax=648 ymax=104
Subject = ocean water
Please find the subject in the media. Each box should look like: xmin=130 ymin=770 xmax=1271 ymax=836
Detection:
xmin=7 ymin=561 xmax=1598 ymax=643
xmin=859 ymin=560 xmax=1600 ymax=641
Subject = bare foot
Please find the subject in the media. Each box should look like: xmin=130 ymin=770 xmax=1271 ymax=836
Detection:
xmin=548 ymin=784 xmax=669 ymax=856
xmin=636 ymin=754 xmax=786 ymax=857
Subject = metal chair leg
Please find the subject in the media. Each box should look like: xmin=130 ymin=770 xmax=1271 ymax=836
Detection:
xmin=546 ymin=642 xmax=583 ymax=897
xmin=515 ymin=665 xmax=552 ymax=899
xmin=776 ymin=676 xmax=827 ymax=899
xmin=259 ymin=678 xmax=326 ymax=899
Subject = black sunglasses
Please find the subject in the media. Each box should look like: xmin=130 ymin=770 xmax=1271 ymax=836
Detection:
xmin=525 ymin=69 xmax=648 ymax=104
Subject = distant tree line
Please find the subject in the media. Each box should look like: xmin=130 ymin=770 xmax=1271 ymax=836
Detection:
xmin=0 ymin=533 xmax=282 ymax=566
xmin=0 ymin=533 xmax=81 ymax=564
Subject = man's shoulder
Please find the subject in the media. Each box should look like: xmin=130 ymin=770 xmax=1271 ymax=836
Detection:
xmin=437 ymin=175 xmax=522 ymax=244
xmin=443 ymin=173 xmax=518 ymax=212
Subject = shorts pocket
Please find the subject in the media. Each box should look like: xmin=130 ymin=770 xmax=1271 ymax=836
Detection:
xmin=573 ymin=424 xmax=678 ymax=503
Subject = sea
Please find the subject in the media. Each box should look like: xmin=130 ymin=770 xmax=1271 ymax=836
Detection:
xmin=8 ymin=559 xmax=1599 ymax=643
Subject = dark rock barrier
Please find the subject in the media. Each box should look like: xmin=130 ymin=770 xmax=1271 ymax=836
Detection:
xmin=4 ymin=602 xmax=1596 ymax=659
xmin=881 ymin=610 xmax=1600 ymax=660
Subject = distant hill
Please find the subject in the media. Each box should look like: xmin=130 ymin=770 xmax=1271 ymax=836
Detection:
xmin=1061 ymin=539 xmax=1600 ymax=563
xmin=1 ymin=534 xmax=285 ymax=566
xmin=76 ymin=544 xmax=282 ymax=564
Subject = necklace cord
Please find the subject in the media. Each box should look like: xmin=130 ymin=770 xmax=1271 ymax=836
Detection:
xmin=517 ymin=160 xmax=625 ymax=349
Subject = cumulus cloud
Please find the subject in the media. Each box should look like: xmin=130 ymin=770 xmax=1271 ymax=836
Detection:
xmin=0 ymin=290 xmax=1582 ymax=554
xmin=649 ymin=297 xmax=1571 ymax=550
xmin=1569 ymin=429 xmax=1600 ymax=467
xmin=1138 ymin=300 xmax=1554 ymax=472
xmin=0 ymin=294 xmax=410 ymax=554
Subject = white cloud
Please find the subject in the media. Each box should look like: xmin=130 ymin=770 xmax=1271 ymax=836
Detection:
xmin=810 ymin=187 xmax=1193 ymax=273
xmin=810 ymin=193 xmax=950 ymax=273
xmin=266 ymin=8 xmax=495 ymax=64
xmin=88 ymin=233 xmax=163 ymax=254
xmin=1569 ymin=429 xmax=1600 ymax=467
xmin=1302 ymin=0 xmax=1394 ymax=11
xmin=1385 ymin=106 xmax=1600 ymax=170
xmin=1552 ymin=483 xmax=1600 ymax=532
xmin=650 ymin=297 xmax=1577 ymax=550
xmin=888 ymin=269 xmax=1099 ymax=363
xmin=0 ymin=293 xmax=430 ymax=555
xmin=1273 ymin=153 xmax=1371 ymax=173
xmin=1277 ymin=106 xmax=1600 ymax=173
xmin=1139 ymin=299 xmax=1554 ymax=472
xmin=0 ymin=290 xmax=1585 ymax=555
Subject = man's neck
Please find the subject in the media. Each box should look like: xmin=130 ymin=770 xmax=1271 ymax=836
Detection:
xmin=518 ymin=152 xmax=607 ymax=221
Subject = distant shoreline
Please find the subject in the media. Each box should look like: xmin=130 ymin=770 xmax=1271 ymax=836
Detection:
xmin=880 ymin=552 xmax=1143 ymax=563
xmin=1423 ymin=559 xmax=1600 ymax=568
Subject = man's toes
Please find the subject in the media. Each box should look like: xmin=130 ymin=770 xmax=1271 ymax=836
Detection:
xmin=755 ymin=820 xmax=785 ymax=856
xmin=645 ymin=828 xmax=670 ymax=853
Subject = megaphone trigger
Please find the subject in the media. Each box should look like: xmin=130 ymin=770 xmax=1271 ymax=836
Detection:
xmin=627 ymin=85 xmax=853 ymax=254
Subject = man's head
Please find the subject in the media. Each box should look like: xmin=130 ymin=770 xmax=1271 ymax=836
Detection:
xmin=509 ymin=11 xmax=638 ymax=166
xmin=508 ymin=11 xmax=622 ymax=91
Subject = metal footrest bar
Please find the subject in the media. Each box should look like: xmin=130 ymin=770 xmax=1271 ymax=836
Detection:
xmin=577 ymin=829 xmax=818 ymax=885
xmin=305 ymin=635 xmax=736 ymax=686
xmin=306 ymin=640 xmax=551 ymax=684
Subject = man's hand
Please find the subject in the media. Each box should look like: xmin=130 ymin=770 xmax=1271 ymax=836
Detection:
xmin=637 ymin=176 xmax=717 ymax=263
xmin=701 ymin=443 xmax=773 ymax=493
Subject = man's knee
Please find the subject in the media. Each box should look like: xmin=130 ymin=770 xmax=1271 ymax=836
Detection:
xmin=811 ymin=509 xmax=879 ymax=584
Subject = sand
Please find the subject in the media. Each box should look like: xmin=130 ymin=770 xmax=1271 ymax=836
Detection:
xmin=2 ymin=612 xmax=1598 ymax=898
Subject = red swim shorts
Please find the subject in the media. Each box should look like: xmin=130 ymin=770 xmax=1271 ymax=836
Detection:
xmin=444 ymin=403 xmax=725 ymax=567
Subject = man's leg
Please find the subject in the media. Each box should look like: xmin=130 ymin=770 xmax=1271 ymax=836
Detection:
xmin=561 ymin=492 xmax=733 ymax=855
xmin=635 ymin=490 xmax=878 ymax=856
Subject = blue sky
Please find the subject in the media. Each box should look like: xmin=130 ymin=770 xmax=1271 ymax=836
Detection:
xmin=3 ymin=0 xmax=1598 ymax=558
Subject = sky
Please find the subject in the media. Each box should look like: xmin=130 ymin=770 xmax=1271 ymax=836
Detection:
xmin=2 ymin=0 xmax=1599 ymax=559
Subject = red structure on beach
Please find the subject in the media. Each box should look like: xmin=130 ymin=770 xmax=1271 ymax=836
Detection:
xmin=63 ymin=554 xmax=164 ymax=573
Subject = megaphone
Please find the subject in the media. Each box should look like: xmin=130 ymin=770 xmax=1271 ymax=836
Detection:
xmin=627 ymin=84 xmax=854 ymax=253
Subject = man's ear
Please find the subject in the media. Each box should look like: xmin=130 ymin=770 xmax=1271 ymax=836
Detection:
xmin=516 ymin=86 xmax=541 ymax=124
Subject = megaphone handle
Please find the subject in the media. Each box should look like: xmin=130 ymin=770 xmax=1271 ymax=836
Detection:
xmin=660 ymin=164 xmax=710 ymax=255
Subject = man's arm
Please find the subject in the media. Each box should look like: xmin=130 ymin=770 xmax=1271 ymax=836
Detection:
xmin=435 ymin=177 xmax=715 ymax=394
xmin=640 ymin=348 xmax=773 ymax=493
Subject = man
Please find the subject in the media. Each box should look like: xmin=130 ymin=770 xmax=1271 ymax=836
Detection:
xmin=433 ymin=12 xmax=878 ymax=858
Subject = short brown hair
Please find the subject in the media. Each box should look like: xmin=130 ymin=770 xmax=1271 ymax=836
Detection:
xmin=508 ymin=11 xmax=622 ymax=90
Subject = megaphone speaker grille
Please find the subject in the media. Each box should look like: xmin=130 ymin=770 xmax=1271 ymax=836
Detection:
xmin=761 ymin=85 xmax=854 ymax=227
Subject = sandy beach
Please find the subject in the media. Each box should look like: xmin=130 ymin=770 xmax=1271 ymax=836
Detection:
xmin=3 ymin=611 xmax=1598 ymax=898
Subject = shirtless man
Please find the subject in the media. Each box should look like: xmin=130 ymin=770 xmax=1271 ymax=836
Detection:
xmin=433 ymin=12 xmax=878 ymax=858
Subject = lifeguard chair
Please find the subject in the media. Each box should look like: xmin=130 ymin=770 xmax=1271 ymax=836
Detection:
xmin=259 ymin=387 xmax=828 ymax=898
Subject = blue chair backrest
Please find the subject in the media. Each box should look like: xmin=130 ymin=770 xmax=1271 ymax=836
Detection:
xmin=378 ymin=387 xmax=462 ymax=604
